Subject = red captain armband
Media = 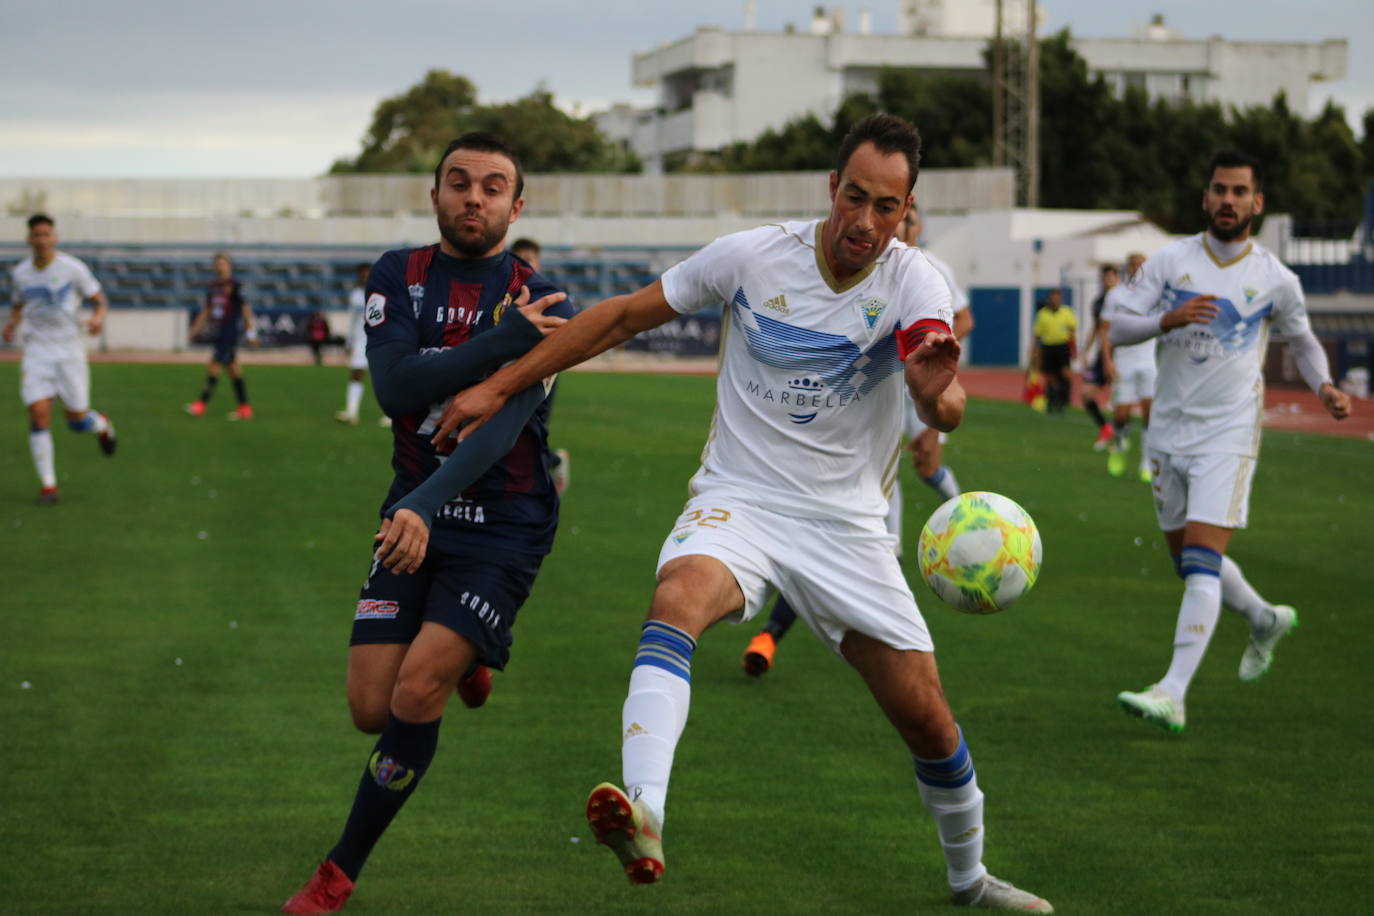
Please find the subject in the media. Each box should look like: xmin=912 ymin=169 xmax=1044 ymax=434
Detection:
xmin=896 ymin=319 xmax=952 ymax=359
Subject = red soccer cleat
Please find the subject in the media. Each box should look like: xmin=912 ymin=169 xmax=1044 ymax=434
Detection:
xmin=742 ymin=631 xmax=776 ymax=677
xmin=35 ymin=485 xmax=59 ymax=505
xmin=281 ymin=860 xmax=354 ymax=915
xmin=457 ymin=665 xmax=492 ymax=708
xmin=228 ymin=403 xmax=254 ymax=421
xmin=97 ymin=414 xmax=117 ymax=456
xmin=184 ymin=400 xmax=206 ymax=417
xmin=1092 ymin=423 xmax=1115 ymax=451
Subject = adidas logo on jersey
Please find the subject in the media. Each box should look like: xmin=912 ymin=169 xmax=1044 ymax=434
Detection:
xmin=763 ymin=294 xmax=788 ymax=314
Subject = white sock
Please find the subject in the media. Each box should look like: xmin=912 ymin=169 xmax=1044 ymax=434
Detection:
xmin=1138 ymin=425 xmax=1150 ymax=471
xmin=1220 ymin=555 xmax=1275 ymax=631
xmin=914 ymin=734 xmax=987 ymax=891
xmin=1159 ymin=571 xmax=1222 ymax=701
xmin=622 ymin=658 xmax=692 ymax=825
xmin=923 ymin=466 xmax=961 ymax=501
xmin=29 ymin=429 xmax=56 ymax=487
xmin=345 ymin=381 xmax=364 ymax=417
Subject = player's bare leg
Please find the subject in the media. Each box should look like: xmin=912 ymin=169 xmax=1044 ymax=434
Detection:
xmin=590 ymin=555 xmax=743 ymax=884
xmin=346 ymin=643 xmax=408 ymax=734
xmin=912 ymin=428 xmax=960 ymax=501
xmin=286 ymin=624 xmax=475 ymax=913
xmin=842 ymin=633 xmax=1051 ymax=911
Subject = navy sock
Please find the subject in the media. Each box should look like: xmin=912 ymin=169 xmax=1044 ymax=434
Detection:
xmin=1085 ymin=400 xmax=1107 ymax=427
xmin=328 ymin=714 xmax=441 ymax=881
xmin=232 ymin=377 xmax=248 ymax=405
xmin=764 ymin=595 xmax=799 ymax=640
xmin=199 ymin=375 xmax=218 ymax=403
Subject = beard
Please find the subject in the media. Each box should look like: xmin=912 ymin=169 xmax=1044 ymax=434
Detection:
xmin=438 ymin=213 xmax=509 ymax=258
xmin=1208 ymin=211 xmax=1252 ymax=242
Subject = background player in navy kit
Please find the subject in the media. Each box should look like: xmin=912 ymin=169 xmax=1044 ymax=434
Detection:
xmin=184 ymin=252 xmax=257 ymax=419
xmin=281 ymin=133 xmax=572 ymax=915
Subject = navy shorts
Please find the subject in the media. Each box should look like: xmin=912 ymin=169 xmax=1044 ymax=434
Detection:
xmin=350 ymin=541 xmax=544 ymax=670
xmin=212 ymin=342 xmax=238 ymax=364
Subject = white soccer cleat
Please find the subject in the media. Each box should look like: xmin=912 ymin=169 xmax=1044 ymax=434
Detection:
xmin=334 ymin=410 xmax=359 ymax=425
xmin=951 ymin=874 xmax=1053 ymax=912
xmin=1240 ymin=605 xmax=1297 ymax=682
xmin=1117 ymin=684 xmax=1185 ymax=732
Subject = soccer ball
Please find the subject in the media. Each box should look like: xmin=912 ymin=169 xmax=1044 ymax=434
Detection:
xmin=918 ymin=491 xmax=1042 ymax=614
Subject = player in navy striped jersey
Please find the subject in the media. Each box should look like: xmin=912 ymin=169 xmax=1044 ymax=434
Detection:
xmin=185 ymin=252 xmax=257 ymax=420
xmin=281 ymin=133 xmax=572 ymax=915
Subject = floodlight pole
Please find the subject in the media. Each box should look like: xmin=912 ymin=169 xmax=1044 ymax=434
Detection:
xmin=1025 ymin=1 xmax=1039 ymax=208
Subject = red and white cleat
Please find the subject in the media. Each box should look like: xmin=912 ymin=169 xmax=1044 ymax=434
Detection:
xmin=281 ymin=860 xmax=354 ymax=915
xmin=457 ymin=665 xmax=492 ymax=708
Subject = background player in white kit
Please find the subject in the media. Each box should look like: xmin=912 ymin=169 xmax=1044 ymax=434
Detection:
xmin=3 ymin=214 xmax=117 ymax=503
xmin=433 ymin=115 xmax=1052 ymax=912
xmin=336 ymin=263 xmax=390 ymax=427
xmin=1110 ymin=151 xmax=1351 ymax=732
xmin=1101 ymin=252 xmax=1156 ymax=481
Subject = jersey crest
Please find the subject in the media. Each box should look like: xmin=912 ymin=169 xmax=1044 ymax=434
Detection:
xmin=857 ymin=296 xmax=887 ymax=329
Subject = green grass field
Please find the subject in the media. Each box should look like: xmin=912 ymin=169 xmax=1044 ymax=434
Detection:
xmin=2 ymin=362 xmax=1372 ymax=915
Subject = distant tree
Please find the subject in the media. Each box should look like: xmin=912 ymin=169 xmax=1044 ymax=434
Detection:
xmin=1363 ymin=108 xmax=1374 ymax=180
xmin=331 ymin=70 xmax=638 ymax=175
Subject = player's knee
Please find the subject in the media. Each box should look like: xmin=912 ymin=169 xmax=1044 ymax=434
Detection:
xmin=390 ymin=668 xmax=452 ymax=720
xmin=650 ymin=566 xmax=732 ymax=635
xmin=347 ymin=693 xmax=389 ymax=734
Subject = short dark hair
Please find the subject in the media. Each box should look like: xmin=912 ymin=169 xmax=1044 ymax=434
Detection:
xmin=1207 ymin=150 xmax=1263 ymax=191
xmin=27 ymin=213 xmax=53 ymax=230
xmin=836 ymin=114 xmax=922 ymax=193
xmin=433 ymin=131 xmax=524 ymax=199
xmin=1101 ymin=264 xmax=1119 ymax=276
xmin=509 ymin=237 xmax=540 ymax=256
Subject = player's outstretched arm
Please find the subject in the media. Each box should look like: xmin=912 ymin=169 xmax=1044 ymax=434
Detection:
xmin=906 ymin=332 xmax=965 ymax=432
xmin=432 ymin=279 xmax=680 ymax=444
xmin=86 ymin=290 xmax=109 ymax=335
xmin=373 ymin=383 xmax=548 ymax=573
xmin=369 ymin=291 xmax=565 ymax=417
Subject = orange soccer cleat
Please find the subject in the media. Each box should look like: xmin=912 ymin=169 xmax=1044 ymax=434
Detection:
xmin=742 ymin=631 xmax=776 ymax=677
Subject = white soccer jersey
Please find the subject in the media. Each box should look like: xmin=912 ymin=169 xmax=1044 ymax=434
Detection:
xmin=10 ymin=252 xmax=101 ymax=360
xmin=1104 ymin=285 xmax=1157 ymax=375
xmin=1114 ymin=233 xmax=1312 ymax=457
xmin=661 ymin=220 xmax=954 ymax=523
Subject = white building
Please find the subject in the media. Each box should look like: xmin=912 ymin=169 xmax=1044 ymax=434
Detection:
xmin=614 ymin=5 xmax=1347 ymax=172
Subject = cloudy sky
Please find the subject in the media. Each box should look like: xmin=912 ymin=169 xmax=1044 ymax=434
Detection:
xmin=1 ymin=0 xmax=1368 ymax=177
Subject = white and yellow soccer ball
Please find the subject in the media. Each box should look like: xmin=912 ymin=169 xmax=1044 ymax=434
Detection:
xmin=918 ymin=491 xmax=1042 ymax=614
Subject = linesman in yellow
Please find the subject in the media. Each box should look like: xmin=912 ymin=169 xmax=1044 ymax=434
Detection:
xmin=1030 ymin=288 xmax=1076 ymax=413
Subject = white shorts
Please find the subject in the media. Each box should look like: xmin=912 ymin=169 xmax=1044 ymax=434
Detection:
xmin=348 ymin=337 xmax=368 ymax=371
xmin=1112 ymin=364 xmax=1157 ymax=406
xmin=656 ymin=493 xmax=933 ymax=656
xmin=20 ymin=353 xmax=90 ymax=410
xmin=1147 ymin=449 xmax=1255 ymax=531
xmin=902 ymin=397 xmax=947 ymax=444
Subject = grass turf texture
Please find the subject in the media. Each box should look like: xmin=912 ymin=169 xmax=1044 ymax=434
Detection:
xmin=2 ymin=362 xmax=1371 ymax=915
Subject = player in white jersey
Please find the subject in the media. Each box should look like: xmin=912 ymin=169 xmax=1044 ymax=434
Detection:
xmin=428 ymin=115 xmax=1052 ymax=912
xmin=3 ymin=214 xmax=117 ymax=503
xmin=335 ymin=263 xmax=387 ymax=426
xmin=1109 ymin=152 xmax=1351 ymax=732
xmin=740 ymin=204 xmax=972 ymax=677
xmin=1101 ymin=252 xmax=1156 ymax=481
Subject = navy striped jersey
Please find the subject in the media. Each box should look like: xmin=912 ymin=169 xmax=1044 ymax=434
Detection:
xmin=365 ymin=245 xmax=574 ymax=556
xmin=206 ymin=278 xmax=245 ymax=345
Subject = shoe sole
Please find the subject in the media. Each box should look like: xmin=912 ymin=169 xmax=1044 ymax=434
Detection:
xmin=1116 ymin=696 xmax=1184 ymax=733
xmin=586 ymin=783 xmax=663 ymax=884
xmin=1240 ymin=608 xmax=1298 ymax=683
xmin=742 ymin=651 xmax=771 ymax=677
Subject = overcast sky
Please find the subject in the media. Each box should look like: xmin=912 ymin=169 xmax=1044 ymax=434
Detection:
xmin=1 ymin=0 xmax=1368 ymax=177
